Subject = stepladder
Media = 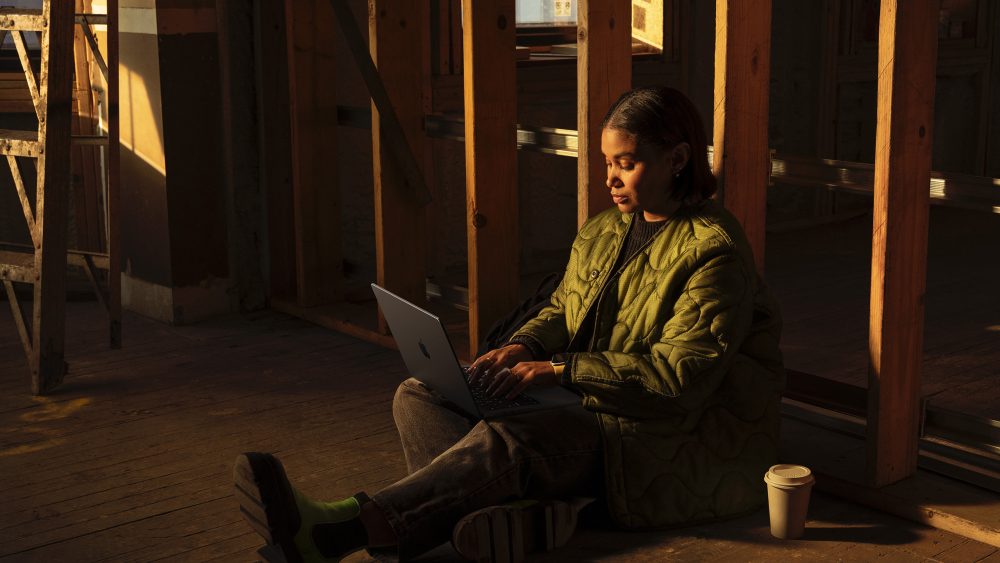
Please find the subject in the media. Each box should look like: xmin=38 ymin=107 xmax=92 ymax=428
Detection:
xmin=0 ymin=0 xmax=119 ymax=395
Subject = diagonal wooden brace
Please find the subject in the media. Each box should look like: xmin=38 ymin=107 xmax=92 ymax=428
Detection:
xmin=326 ymin=0 xmax=432 ymax=206
xmin=11 ymin=30 xmax=44 ymax=123
xmin=3 ymin=280 xmax=33 ymax=361
xmin=82 ymin=254 xmax=109 ymax=311
xmin=80 ymin=16 xmax=109 ymax=84
xmin=6 ymin=155 xmax=38 ymax=247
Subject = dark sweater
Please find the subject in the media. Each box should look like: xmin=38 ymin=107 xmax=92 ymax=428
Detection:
xmin=510 ymin=212 xmax=668 ymax=359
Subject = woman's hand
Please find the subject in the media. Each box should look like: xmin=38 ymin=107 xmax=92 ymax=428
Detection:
xmin=486 ymin=361 xmax=560 ymax=400
xmin=468 ymin=344 xmax=532 ymax=387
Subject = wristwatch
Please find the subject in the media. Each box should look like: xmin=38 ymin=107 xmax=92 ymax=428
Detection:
xmin=549 ymin=353 xmax=569 ymax=377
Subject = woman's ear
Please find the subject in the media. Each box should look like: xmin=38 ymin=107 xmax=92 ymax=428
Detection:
xmin=671 ymin=142 xmax=691 ymax=174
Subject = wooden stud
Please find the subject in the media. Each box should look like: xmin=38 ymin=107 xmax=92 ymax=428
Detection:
xmin=712 ymin=0 xmax=772 ymax=274
xmin=462 ymin=0 xmax=518 ymax=357
xmin=576 ymin=0 xmax=632 ymax=227
xmin=71 ymin=0 xmax=104 ymax=254
xmin=866 ymin=0 xmax=939 ymax=488
xmin=370 ymin=0 xmax=428 ymax=333
xmin=107 ymin=0 xmax=121 ymax=348
xmin=285 ymin=0 xmax=342 ymax=307
xmin=253 ymin=0 xmax=296 ymax=301
xmin=31 ymin=0 xmax=75 ymax=394
xmin=216 ymin=1 xmax=268 ymax=313
xmin=816 ymin=0 xmax=840 ymax=160
xmin=449 ymin=0 xmax=462 ymax=75
xmin=432 ymin=1 xmax=451 ymax=75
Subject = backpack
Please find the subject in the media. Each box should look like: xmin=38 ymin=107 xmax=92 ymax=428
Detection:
xmin=476 ymin=272 xmax=563 ymax=357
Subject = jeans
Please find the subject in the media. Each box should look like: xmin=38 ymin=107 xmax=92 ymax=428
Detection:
xmin=369 ymin=378 xmax=604 ymax=560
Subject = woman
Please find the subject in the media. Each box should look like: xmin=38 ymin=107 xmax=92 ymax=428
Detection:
xmin=234 ymin=86 xmax=784 ymax=562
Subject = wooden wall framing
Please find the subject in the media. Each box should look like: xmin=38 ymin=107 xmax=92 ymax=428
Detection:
xmin=265 ymin=1 xmax=952 ymax=494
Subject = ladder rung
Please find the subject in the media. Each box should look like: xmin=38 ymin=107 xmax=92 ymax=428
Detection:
xmin=72 ymin=134 xmax=109 ymax=146
xmin=0 ymin=128 xmax=41 ymax=157
xmin=0 ymin=9 xmax=46 ymax=32
xmin=0 ymin=250 xmax=36 ymax=283
xmin=0 ymin=244 xmax=111 ymax=272
xmin=75 ymin=14 xmax=108 ymax=26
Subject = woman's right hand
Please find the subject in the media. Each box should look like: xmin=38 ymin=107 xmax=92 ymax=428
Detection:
xmin=467 ymin=344 xmax=532 ymax=388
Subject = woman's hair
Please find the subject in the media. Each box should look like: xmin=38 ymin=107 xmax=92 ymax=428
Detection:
xmin=601 ymin=86 xmax=717 ymax=204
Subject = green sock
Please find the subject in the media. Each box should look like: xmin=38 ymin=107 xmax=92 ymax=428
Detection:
xmin=291 ymin=489 xmax=370 ymax=560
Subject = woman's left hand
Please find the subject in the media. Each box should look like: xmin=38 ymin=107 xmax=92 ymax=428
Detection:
xmin=486 ymin=361 xmax=560 ymax=399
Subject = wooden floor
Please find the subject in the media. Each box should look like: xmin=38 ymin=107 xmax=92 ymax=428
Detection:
xmin=766 ymin=205 xmax=1000 ymax=420
xmin=2 ymin=302 xmax=998 ymax=562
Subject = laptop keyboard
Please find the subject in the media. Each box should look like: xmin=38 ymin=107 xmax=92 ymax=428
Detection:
xmin=464 ymin=368 xmax=540 ymax=411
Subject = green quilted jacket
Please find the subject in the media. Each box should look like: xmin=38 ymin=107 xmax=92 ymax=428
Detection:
xmin=511 ymin=200 xmax=784 ymax=529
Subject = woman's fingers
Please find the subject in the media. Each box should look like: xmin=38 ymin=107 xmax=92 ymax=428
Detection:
xmin=468 ymin=350 xmax=500 ymax=384
xmin=487 ymin=368 xmax=519 ymax=397
xmin=469 ymin=345 xmax=534 ymax=389
xmin=506 ymin=376 xmax=533 ymax=399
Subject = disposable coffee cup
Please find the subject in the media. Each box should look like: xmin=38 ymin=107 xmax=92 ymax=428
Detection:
xmin=764 ymin=464 xmax=814 ymax=539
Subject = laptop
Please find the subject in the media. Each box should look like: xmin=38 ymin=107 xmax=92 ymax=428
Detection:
xmin=371 ymin=283 xmax=581 ymax=419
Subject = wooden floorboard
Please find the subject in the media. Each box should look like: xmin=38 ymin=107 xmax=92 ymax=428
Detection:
xmin=1 ymin=297 xmax=997 ymax=561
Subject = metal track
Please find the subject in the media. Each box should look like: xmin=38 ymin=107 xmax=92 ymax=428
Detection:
xmin=337 ymin=105 xmax=1000 ymax=214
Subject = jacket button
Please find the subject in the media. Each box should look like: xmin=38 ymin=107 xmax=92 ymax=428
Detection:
xmin=589 ymin=269 xmax=599 ymax=280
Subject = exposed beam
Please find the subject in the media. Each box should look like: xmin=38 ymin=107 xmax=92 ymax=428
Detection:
xmin=576 ymin=0 xmax=631 ymax=227
xmin=462 ymin=0 xmax=518 ymax=358
xmin=866 ymin=0 xmax=939 ymax=487
xmin=370 ymin=0 xmax=428 ymax=333
xmin=712 ymin=0 xmax=772 ymax=274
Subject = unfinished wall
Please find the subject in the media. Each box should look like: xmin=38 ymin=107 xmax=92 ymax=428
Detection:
xmin=119 ymin=0 xmax=232 ymax=324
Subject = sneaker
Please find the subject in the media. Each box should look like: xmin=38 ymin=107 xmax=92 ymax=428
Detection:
xmin=451 ymin=498 xmax=593 ymax=562
xmin=233 ymin=452 xmax=370 ymax=562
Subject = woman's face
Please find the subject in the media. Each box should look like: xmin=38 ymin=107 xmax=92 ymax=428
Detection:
xmin=601 ymin=128 xmax=685 ymax=221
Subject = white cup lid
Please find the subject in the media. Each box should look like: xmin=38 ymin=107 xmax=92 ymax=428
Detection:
xmin=766 ymin=464 xmax=814 ymax=486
